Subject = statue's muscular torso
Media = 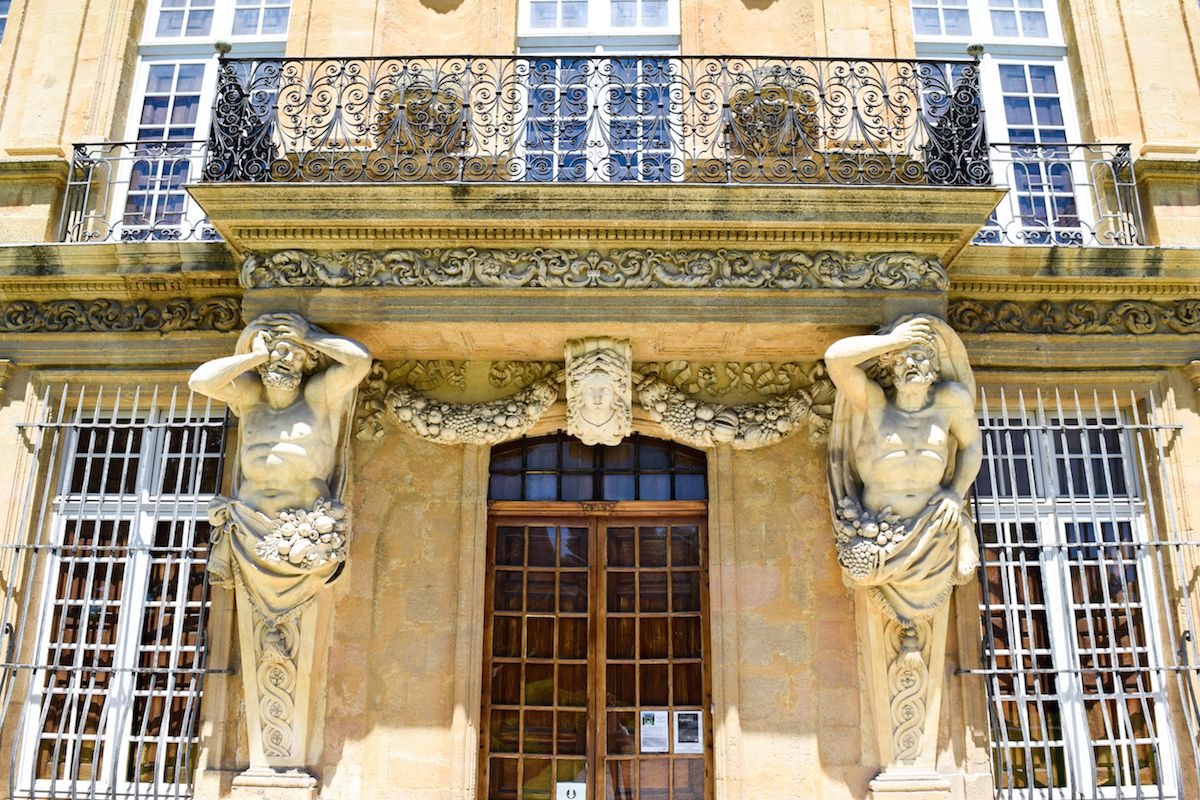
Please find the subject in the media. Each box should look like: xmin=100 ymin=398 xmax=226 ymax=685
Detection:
xmin=853 ymin=382 xmax=972 ymax=519
xmin=237 ymin=384 xmax=338 ymax=517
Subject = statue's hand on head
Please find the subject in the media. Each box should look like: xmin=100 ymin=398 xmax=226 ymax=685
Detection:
xmin=891 ymin=317 xmax=936 ymax=349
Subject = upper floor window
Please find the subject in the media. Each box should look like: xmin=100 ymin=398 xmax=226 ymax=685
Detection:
xmin=0 ymin=0 xmax=11 ymax=41
xmin=145 ymin=0 xmax=290 ymax=42
xmin=518 ymin=0 xmax=679 ymax=51
xmin=912 ymin=0 xmax=1059 ymax=42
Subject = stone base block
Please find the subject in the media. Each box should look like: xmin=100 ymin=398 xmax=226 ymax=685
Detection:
xmin=868 ymin=769 xmax=952 ymax=800
xmin=231 ymin=768 xmax=319 ymax=800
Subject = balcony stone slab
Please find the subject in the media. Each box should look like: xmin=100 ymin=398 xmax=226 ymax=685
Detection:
xmin=187 ymin=181 xmax=1002 ymax=360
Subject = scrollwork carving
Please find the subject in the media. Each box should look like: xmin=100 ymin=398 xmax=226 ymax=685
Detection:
xmin=0 ymin=297 xmax=242 ymax=333
xmin=885 ymin=620 xmax=931 ymax=765
xmin=948 ymin=298 xmax=1200 ymax=335
xmin=241 ymin=248 xmax=947 ymax=291
xmin=386 ymin=379 xmax=559 ymax=445
xmin=255 ymin=617 xmax=300 ymax=759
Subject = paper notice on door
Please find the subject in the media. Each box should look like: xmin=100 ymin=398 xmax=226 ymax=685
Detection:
xmin=640 ymin=710 xmax=669 ymax=753
xmin=673 ymin=710 xmax=703 ymax=755
xmin=556 ymin=782 xmax=586 ymax=800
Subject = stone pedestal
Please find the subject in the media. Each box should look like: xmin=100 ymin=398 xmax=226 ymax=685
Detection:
xmin=230 ymin=767 xmax=319 ymax=800
xmin=868 ymin=768 xmax=952 ymax=800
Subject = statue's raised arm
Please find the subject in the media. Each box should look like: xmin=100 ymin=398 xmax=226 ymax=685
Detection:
xmin=824 ymin=313 xmax=981 ymax=626
xmin=188 ymin=312 xmax=371 ymax=625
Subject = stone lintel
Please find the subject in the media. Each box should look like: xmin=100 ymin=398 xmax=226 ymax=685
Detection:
xmin=960 ymin=334 xmax=1200 ymax=369
xmin=0 ymin=154 xmax=70 ymax=186
xmin=240 ymin=287 xmax=947 ymax=361
xmin=0 ymin=332 xmax=238 ymax=366
xmin=0 ymin=241 xmax=235 ymax=282
xmin=949 ymin=243 xmax=1200 ymax=287
xmin=188 ymin=182 xmax=1006 ymax=262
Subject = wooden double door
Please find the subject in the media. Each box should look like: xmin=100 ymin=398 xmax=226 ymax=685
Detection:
xmin=480 ymin=502 xmax=712 ymax=800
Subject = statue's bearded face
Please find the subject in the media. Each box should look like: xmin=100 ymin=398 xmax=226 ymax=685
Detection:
xmin=891 ymin=344 xmax=937 ymax=387
xmin=258 ymin=339 xmax=309 ymax=393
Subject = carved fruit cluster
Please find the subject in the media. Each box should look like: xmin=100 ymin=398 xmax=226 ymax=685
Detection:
xmin=386 ymin=379 xmax=558 ymax=445
xmin=256 ymin=498 xmax=348 ymax=569
xmin=833 ymin=496 xmax=908 ymax=581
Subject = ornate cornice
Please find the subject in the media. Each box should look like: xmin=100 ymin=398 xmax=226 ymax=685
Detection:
xmin=948 ymin=298 xmax=1200 ymax=335
xmin=241 ymin=248 xmax=948 ymax=291
xmin=0 ymin=296 xmax=242 ymax=333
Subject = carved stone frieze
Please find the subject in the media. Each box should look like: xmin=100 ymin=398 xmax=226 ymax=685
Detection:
xmin=385 ymin=379 xmax=559 ymax=445
xmin=0 ymin=296 xmax=242 ymax=333
xmin=636 ymin=360 xmax=835 ymax=402
xmin=949 ymin=298 xmax=1200 ymax=335
xmin=241 ymin=248 xmax=948 ymax=291
xmin=488 ymin=360 xmax=561 ymax=390
xmin=637 ymin=376 xmax=829 ymax=448
xmin=0 ymin=360 xmax=15 ymax=405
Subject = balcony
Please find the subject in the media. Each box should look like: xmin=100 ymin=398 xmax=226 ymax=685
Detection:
xmin=975 ymin=142 xmax=1145 ymax=247
xmin=200 ymin=54 xmax=990 ymax=187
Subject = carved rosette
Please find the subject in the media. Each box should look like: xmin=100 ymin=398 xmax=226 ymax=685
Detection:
xmin=385 ymin=379 xmax=559 ymax=445
xmin=255 ymin=617 xmax=301 ymax=759
xmin=241 ymin=248 xmax=948 ymax=291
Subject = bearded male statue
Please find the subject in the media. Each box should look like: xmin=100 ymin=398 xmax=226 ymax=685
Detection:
xmin=825 ymin=314 xmax=982 ymax=626
xmin=189 ymin=312 xmax=372 ymax=624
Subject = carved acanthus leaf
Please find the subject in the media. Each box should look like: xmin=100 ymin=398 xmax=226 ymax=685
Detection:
xmin=949 ymin=298 xmax=1200 ymax=335
xmin=0 ymin=297 xmax=242 ymax=333
xmin=242 ymin=248 xmax=947 ymax=291
xmin=636 ymin=360 xmax=836 ymax=402
xmin=385 ymin=379 xmax=559 ymax=445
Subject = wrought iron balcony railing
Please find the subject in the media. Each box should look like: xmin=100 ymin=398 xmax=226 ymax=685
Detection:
xmin=59 ymin=140 xmax=216 ymax=243
xmin=202 ymin=54 xmax=991 ymax=186
xmin=976 ymin=142 xmax=1145 ymax=247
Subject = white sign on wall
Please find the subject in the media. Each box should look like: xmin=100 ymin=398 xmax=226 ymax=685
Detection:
xmin=556 ymin=782 xmax=586 ymax=800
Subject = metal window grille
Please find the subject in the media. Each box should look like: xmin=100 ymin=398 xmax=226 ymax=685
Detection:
xmin=970 ymin=385 xmax=1200 ymax=799
xmin=0 ymin=384 xmax=229 ymax=800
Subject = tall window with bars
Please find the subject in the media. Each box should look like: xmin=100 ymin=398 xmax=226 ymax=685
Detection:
xmin=0 ymin=386 xmax=227 ymax=799
xmin=971 ymin=385 xmax=1199 ymax=798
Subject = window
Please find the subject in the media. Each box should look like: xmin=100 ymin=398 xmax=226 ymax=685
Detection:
xmin=520 ymin=0 xmax=677 ymax=40
xmin=482 ymin=435 xmax=711 ymax=800
xmin=144 ymin=0 xmax=290 ymax=42
xmin=0 ymin=0 xmax=11 ymax=41
xmin=231 ymin=0 xmax=290 ymax=35
xmin=972 ymin=386 xmax=1188 ymax=798
xmin=2 ymin=387 xmax=227 ymax=798
xmin=154 ymin=0 xmax=216 ymax=38
xmin=912 ymin=0 xmax=971 ymax=37
xmin=988 ymin=0 xmax=1049 ymax=39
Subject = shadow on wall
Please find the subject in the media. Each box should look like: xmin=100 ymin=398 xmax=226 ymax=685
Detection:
xmin=742 ymin=0 xmax=779 ymax=8
xmin=420 ymin=0 xmax=465 ymax=12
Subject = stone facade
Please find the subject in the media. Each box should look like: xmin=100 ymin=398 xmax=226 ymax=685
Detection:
xmin=0 ymin=2 xmax=1198 ymax=800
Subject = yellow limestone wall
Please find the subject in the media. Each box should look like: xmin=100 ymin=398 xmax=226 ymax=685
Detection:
xmin=281 ymin=422 xmax=987 ymax=800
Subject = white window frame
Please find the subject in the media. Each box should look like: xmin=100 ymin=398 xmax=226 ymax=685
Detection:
xmin=975 ymin=410 xmax=1181 ymax=799
xmin=141 ymin=0 xmax=289 ymax=48
xmin=517 ymin=0 xmax=680 ymax=53
xmin=15 ymin=410 xmax=221 ymax=796
xmin=910 ymin=0 xmax=1066 ymax=48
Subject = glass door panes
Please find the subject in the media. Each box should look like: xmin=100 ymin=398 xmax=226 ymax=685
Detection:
xmin=126 ymin=62 xmax=206 ymax=239
xmin=602 ymin=520 xmax=706 ymax=800
xmin=481 ymin=510 xmax=710 ymax=800
xmin=997 ymin=63 xmax=1079 ymax=243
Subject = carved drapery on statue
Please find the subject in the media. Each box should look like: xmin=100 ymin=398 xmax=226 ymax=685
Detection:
xmin=827 ymin=314 xmax=981 ymax=625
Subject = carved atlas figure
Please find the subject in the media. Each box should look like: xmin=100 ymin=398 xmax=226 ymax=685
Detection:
xmin=189 ymin=311 xmax=372 ymax=624
xmin=825 ymin=313 xmax=983 ymax=627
